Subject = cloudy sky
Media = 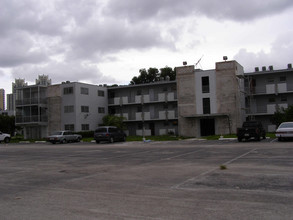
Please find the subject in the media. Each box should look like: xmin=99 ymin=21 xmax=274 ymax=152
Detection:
xmin=1 ymin=0 xmax=293 ymax=96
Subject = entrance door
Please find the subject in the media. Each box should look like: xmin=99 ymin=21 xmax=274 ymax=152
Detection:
xmin=200 ymin=119 xmax=215 ymax=136
xmin=149 ymin=123 xmax=155 ymax=136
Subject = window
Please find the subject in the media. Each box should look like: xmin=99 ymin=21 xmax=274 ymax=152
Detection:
xmin=64 ymin=105 xmax=74 ymax=113
xmin=268 ymin=97 xmax=275 ymax=103
xmin=98 ymin=107 xmax=105 ymax=113
xmin=64 ymin=124 xmax=74 ymax=131
xmin=136 ymin=90 xmax=142 ymax=95
xmin=163 ymin=103 xmax=168 ymax=109
xmin=163 ymin=87 xmax=167 ymax=92
xmin=81 ymin=124 xmax=89 ymax=131
xmin=137 ymin=106 xmax=142 ymax=112
xmin=202 ymin=76 xmax=210 ymax=93
xmin=98 ymin=90 xmax=105 ymax=97
xmin=81 ymin=106 xmax=89 ymax=113
xmin=81 ymin=87 xmax=89 ymax=95
xmin=281 ymin=96 xmax=287 ymax=102
xmin=280 ymin=76 xmax=286 ymax=82
xmin=63 ymin=87 xmax=73 ymax=94
xmin=203 ymin=98 xmax=211 ymax=114
xmin=267 ymin=78 xmax=275 ymax=83
xmin=138 ymin=123 xmax=143 ymax=129
xmin=109 ymin=91 xmax=115 ymax=98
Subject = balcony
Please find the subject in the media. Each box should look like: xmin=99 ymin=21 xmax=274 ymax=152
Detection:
xmin=159 ymin=110 xmax=176 ymax=119
xmin=15 ymin=98 xmax=47 ymax=106
xmin=15 ymin=115 xmax=48 ymax=124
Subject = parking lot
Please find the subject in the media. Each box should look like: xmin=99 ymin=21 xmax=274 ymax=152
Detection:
xmin=0 ymin=139 xmax=292 ymax=219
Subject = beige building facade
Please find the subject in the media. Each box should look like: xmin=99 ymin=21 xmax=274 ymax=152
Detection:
xmin=176 ymin=60 xmax=245 ymax=137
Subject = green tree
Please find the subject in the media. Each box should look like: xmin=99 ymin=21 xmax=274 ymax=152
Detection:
xmin=160 ymin=66 xmax=176 ymax=81
xmin=0 ymin=115 xmax=15 ymax=135
xmin=271 ymin=105 xmax=293 ymax=126
xmin=102 ymin=115 xmax=126 ymax=130
xmin=130 ymin=66 xmax=175 ymax=85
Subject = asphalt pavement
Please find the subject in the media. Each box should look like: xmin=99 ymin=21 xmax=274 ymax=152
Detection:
xmin=0 ymin=139 xmax=292 ymax=219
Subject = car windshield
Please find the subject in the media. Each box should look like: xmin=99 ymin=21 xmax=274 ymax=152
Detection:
xmin=95 ymin=128 xmax=107 ymax=132
xmin=51 ymin=131 xmax=63 ymax=135
xmin=279 ymin=123 xmax=293 ymax=128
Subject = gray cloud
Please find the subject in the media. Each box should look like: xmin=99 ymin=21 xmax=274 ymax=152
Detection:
xmin=234 ymin=31 xmax=293 ymax=72
xmin=66 ymin=18 xmax=172 ymax=60
xmin=105 ymin=0 xmax=293 ymax=22
xmin=11 ymin=60 xmax=117 ymax=85
xmin=0 ymin=34 xmax=48 ymax=67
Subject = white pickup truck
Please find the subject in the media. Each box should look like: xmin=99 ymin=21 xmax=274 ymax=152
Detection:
xmin=0 ymin=131 xmax=11 ymax=143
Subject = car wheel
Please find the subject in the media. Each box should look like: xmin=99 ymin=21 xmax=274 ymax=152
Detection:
xmin=237 ymin=137 xmax=242 ymax=142
xmin=256 ymin=136 xmax=260 ymax=141
xmin=122 ymin=136 xmax=126 ymax=142
xmin=109 ymin=137 xmax=114 ymax=143
xmin=76 ymin=138 xmax=81 ymax=142
xmin=278 ymin=137 xmax=282 ymax=142
xmin=61 ymin=139 xmax=67 ymax=144
xmin=4 ymin=137 xmax=10 ymax=143
xmin=95 ymin=140 xmax=100 ymax=144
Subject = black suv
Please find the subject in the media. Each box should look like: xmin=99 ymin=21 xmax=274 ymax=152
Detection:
xmin=94 ymin=126 xmax=126 ymax=143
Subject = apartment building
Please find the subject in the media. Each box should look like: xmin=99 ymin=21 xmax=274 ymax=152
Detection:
xmin=108 ymin=81 xmax=178 ymax=136
xmin=47 ymin=81 xmax=108 ymax=135
xmin=15 ymin=76 xmax=108 ymax=139
xmin=15 ymin=76 xmax=50 ymax=139
xmin=245 ymin=64 xmax=293 ymax=132
xmin=0 ymin=89 xmax=5 ymax=110
xmin=176 ymin=60 xmax=245 ymax=137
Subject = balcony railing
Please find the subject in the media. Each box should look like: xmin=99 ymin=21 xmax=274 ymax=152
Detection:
xmin=15 ymin=115 xmax=48 ymax=124
xmin=15 ymin=98 xmax=47 ymax=106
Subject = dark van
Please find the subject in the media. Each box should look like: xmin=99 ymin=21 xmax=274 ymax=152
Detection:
xmin=94 ymin=126 xmax=126 ymax=143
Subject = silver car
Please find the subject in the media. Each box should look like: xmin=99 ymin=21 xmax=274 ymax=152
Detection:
xmin=47 ymin=131 xmax=82 ymax=144
xmin=275 ymin=122 xmax=293 ymax=141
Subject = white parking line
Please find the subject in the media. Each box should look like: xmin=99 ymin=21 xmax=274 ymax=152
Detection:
xmin=172 ymin=148 xmax=257 ymax=190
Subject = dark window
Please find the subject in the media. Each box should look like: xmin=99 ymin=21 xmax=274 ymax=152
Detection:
xmin=163 ymin=103 xmax=168 ymax=109
xmin=136 ymin=90 xmax=142 ymax=95
xmin=98 ymin=90 xmax=105 ymax=97
xmin=163 ymin=87 xmax=167 ymax=92
xmin=268 ymin=97 xmax=275 ymax=103
xmin=81 ymin=106 xmax=89 ymax=113
xmin=109 ymin=91 xmax=115 ymax=98
xmin=267 ymin=78 xmax=274 ymax=83
xmin=81 ymin=87 xmax=89 ymax=95
xmin=203 ymin=98 xmax=211 ymax=114
xmin=137 ymin=106 xmax=142 ymax=112
xmin=202 ymin=76 xmax=210 ymax=93
xmin=280 ymin=76 xmax=286 ymax=82
xmin=281 ymin=96 xmax=287 ymax=102
xmin=138 ymin=123 xmax=143 ymax=129
xmin=63 ymin=87 xmax=73 ymax=95
xmin=98 ymin=107 xmax=105 ymax=113
xmin=64 ymin=124 xmax=74 ymax=131
xmin=64 ymin=105 xmax=74 ymax=113
xmin=81 ymin=124 xmax=89 ymax=131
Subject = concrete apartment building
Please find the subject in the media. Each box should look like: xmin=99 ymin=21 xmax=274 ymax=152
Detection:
xmin=11 ymin=59 xmax=293 ymax=139
xmin=245 ymin=64 xmax=293 ymax=132
xmin=47 ymin=81 xmax=108 ymax=135
xmin=15 ymin=76 xmax=108 ymax=139
xmin=0 ymin=89 xmax=5 ymax=111
xmin=108 ymin=81 xmax=178 ymax=136
xmin=176 ymin=60 xmax=245 ymax=137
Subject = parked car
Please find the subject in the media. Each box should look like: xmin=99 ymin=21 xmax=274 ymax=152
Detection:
xmin=275 ymin=122 xmax=293 ymax=141
xmin=46 ymin=131 xmax=82 ymax=144
xmin=94 ymin=126 xmax=126 ymax=143
xmin=237 ymin=121 xmax=266 ymax=142
xmin=0 ymin=131 xmax=10 ymax=143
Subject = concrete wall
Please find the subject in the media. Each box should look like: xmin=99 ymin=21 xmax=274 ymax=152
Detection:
xmin=176 ymin=65 xmax=198 ymax=137
xmin=47 ymin=84 xmax=62 ymax=135
xmin=215 ymin=61 xmax=244 ymax=133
